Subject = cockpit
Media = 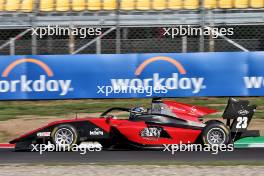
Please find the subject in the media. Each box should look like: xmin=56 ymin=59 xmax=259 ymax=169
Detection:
xmin=100 ymin=98 xmax=185 ymax=125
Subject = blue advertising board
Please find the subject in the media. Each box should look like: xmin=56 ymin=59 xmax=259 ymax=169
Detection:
xmin=0 ymin=52 xmax=263 ymax=100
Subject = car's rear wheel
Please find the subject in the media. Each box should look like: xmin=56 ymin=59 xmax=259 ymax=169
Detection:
xmin=202 ymin=121 xmax=230 ymax=146
xmin=51 ymin=125 xmax=79 ymax=148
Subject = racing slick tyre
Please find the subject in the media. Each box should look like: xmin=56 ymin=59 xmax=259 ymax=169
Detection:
xmin=51 ymin=124 xmax=79 ymax=149
xmin=202 ymin=121 xmax=231 ymax=146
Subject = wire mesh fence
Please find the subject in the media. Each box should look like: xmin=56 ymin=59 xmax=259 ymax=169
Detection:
xmin=0 ymin=25 xmax=264 ymax=55
xmin=1 ymin=0 xmax=264 ymax=56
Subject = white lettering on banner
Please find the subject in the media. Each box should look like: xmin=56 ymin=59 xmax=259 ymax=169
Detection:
xmin=0 ymin=75 xmax=73 ymax=96
xmin=244 ymin=77 xmax=264 ymax=89
xmin=111 ymin=73 xmax=206 ymax=94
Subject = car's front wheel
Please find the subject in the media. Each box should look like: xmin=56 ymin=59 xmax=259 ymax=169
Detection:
xmin=202 ymin=121 xmax=230 ymax=146
xmin=51 ymin=125 xmax=79 ymax=148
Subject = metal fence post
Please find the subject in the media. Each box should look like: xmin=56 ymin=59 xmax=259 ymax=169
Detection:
xmin=69 ymin=25 xmax=75 ymax=54
xmin=208 ymin=10 xmax=215 ymax=52
xmin=10 ymin=38 xmax=15 ymax=55
xmin=31 ymin=0 xmax=38 ymax=55
xmin=199 ymin=0 xmax=205 ymax=52
xmin=96 ymin=37 xmax=101 ymax=54
xmin=32 ymin=30 xmax=37 ymax=55
xmin=115 ymin=0 xmax=121 ymax=54
xmin=182 ymin=36 xmax=187 ymax=53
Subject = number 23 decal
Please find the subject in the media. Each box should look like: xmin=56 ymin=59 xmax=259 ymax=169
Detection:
xmin=236 ymin=117 xmax=248 ymax=129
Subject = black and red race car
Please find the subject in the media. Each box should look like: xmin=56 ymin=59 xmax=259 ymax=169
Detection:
xmin=10 ymin=98 xmax=259 ymax=150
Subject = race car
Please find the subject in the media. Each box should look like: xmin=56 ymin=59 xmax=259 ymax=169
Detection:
xmin=10 ymin=98 xmax=260 ymax=150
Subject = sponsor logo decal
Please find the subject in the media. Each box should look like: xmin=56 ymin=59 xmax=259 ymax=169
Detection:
xmin=238 ymin=109 xmax=249 ymax=116
xmin=140 ymin=127 xmax=162 ymax=140
xmin=37 ymin=132 xmax=51 ymax=137
xmin=110 ymin=56 xmax=206 ymax=94
xmin=0 ymin=58 xmax=73 ymax=96
xmin=89 ymin=128 xmax=104 ymax=136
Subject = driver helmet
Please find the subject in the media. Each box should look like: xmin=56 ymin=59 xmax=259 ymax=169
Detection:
xmin=130 ymin=107 xmax=145 ymax=119
xmin=131 ymin=107 xmax=145 ymax=114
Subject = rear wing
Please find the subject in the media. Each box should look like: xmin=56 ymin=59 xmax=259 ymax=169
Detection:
xmin=223 ymin=98 xmax=257 ymax=132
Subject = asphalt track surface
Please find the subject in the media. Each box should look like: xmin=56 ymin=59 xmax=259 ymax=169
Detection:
xmin=0 ymin=148 xmax=263 ymax=164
